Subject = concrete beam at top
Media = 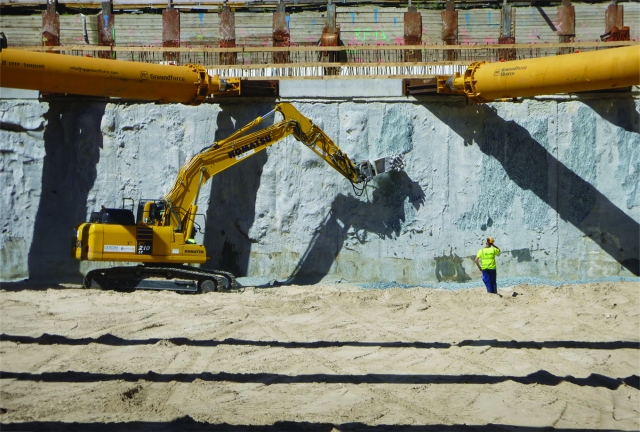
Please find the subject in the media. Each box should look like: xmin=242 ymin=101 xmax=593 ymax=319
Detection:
xmin=219 ymin=4 xmax=237 ymax=65
xmin=498 ymin=0 xmax=516 ymax=60
xmin=280 ymin=78 xmax=403 ymax=98
xmin=441 ymin=0 xmax=458 ymax=61
xmin=162 ymin=7 xmax=180 ymax=48
xmin=319 ymin=1 xmax=340 ymax=75
xmin=404 ymin=5 xmax=422 ymax=62
xmin=3 ymin=0 xmax=562 ymax=4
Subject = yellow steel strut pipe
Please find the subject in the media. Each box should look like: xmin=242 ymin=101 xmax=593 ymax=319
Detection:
xmin=0 ymin=48 xmax=240 ymax=104
xmin=437 ymin=45 xmax=640 ymax=103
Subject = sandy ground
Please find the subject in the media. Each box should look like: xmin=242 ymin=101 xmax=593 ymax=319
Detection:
xmin=0 ymin=281 xmax=638 ymax=431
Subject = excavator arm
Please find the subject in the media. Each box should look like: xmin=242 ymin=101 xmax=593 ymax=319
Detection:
xmin=153 ymin=102 xmax=404 ymax=239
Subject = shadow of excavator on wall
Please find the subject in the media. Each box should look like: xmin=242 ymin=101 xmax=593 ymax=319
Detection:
xmin=202 ymin=104 xmax=273 ymax=278
xmin=27 ymin=101 xmax=105 ymax=283
xmin=205 ymin=98 xmax=638 ymax=284
xmin=283 ymin=170 xmax=425 ymax=285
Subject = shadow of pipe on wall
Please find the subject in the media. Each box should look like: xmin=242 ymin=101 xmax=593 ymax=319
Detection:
xmin=429 ymin=101 xmax=639 ymax=276
xmin=284 ymin=170 xmax=425 ymax=285
xmin=577 ymin=94 xmax=640 ymax=135
xmin=27 ymin=101 xmax=106 ymax=283
xmin=202 ymin=105 xmax=272 ymax=277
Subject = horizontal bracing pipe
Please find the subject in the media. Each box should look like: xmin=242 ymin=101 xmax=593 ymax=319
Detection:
xmin=0 ymin=48 xmax=241 ymax=104
xmin=436 ymin=45 xmax=640 ymax=103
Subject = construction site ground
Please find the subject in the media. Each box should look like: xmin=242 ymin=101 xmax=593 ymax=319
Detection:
xmin=0 ymin=281 xmax=638 ymax=431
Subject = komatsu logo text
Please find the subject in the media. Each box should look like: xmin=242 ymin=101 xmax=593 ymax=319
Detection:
xmin=228 ymin=135 xmax=272 ymax=159
xmin=185 ymin=249 xmax=204 ymax=254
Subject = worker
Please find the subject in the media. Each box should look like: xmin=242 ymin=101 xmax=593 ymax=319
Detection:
xmin=474 ymin=237 xmax=501 ymax=294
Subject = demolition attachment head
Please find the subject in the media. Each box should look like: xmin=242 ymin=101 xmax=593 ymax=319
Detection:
xmin=358 ymin=153 xmax=405 ymax=182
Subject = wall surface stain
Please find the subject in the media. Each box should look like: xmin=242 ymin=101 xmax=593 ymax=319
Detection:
xmin=434 ymin=252 xmax=472 ymax=283
xmin=511 ymin=248 xmax=532 ymax=263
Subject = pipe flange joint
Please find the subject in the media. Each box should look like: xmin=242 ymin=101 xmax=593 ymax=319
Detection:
xmin=463 ymin=61 xmax=487 ymax=103
xmin=185 ymin=63 xmax=209 ymax=105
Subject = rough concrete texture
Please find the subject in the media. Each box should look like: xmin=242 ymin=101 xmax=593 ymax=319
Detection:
xmin=1 ymin=96 xmax=638 ymax=284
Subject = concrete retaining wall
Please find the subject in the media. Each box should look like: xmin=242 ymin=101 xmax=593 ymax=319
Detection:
xmin=1 ymin=94 xmax=638 ymax=284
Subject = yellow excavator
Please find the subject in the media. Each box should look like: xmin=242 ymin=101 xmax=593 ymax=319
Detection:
xmin=73 ymin=102 xmax=405 ymax=292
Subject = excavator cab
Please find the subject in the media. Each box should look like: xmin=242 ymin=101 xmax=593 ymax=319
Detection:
xmin=89 ymin=207 xmax=136 ymax=226
xmin=137 ymin=200 xmax=166 ymax=225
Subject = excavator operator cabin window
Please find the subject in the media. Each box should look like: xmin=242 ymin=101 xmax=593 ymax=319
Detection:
xmin=101 ymin=208 xmax=135 ymax=226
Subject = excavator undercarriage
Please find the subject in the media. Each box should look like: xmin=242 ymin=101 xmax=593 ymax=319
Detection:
xmin=84 ymin=264 xmax=236 ymax=293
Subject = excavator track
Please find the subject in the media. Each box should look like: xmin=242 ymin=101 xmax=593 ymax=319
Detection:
xmin=83 ymin=265 xmax=237 ymax=294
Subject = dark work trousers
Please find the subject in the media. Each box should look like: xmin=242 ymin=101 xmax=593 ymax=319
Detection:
xmin=481 ymin=269 xmax=497 ymax=294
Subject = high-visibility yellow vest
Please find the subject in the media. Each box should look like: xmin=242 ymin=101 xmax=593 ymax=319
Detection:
xmin=476 ymin=247 xmax=500 ymax=270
